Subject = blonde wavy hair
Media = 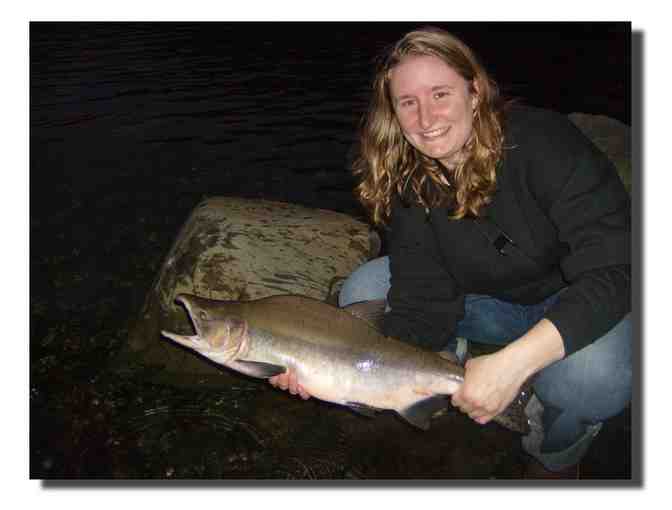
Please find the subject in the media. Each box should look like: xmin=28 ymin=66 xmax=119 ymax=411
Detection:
xmin=353 ymin=27 xmax=507 ymax=226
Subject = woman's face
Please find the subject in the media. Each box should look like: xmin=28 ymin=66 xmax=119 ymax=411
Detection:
xmin=389 ymin=54 xmax=478 ymax=168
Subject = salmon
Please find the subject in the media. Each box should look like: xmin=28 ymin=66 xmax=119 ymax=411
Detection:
xmin=161 ymin=293 xmax=531 ymax=433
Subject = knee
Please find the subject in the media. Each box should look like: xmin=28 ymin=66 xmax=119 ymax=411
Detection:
xmin=574 ymin=354 xmax=631 ymax=420
xmin=535 ymin=315 xmax=632 ymax=421
xmin=338 ymin=256 xmax=390 ymax=307
xmin=455 ymin=295 xmax=528 ymax=344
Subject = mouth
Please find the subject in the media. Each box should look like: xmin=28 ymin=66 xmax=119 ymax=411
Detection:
xmin=174 ymin=295 xmax=202 ymax=336
xmin=160 ymin=295 xmax=204 ymax=348
xmin=420 ymin=126 xmax=451 ymax=140
xmin=161 ymin=329 xmax=201 ymax=349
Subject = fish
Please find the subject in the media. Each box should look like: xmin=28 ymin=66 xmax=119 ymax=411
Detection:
xmin=161 ymin=293 xmax=532 ymax=433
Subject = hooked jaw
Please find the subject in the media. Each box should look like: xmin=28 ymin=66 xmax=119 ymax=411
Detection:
xmin=160 ymin=329 xmax=204 ymax=349
xmin=160 ymin=294 xmax=246 ymax=364
xmin=161 ymin=327 xmax=241 ymax=366
xmin=160 ymin=294 xmax=208 ymax=349
xmin=175 ymin=294 xmax=205 ymax=334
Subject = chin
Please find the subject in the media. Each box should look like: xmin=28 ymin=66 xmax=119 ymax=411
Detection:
xmin=422 ymin=146 xmax=454 ymax=160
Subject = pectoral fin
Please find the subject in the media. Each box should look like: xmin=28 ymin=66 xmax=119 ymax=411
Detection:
xmin=399 ymin=396 xmax=450 ymax=431
xmin=233 ymin=360 xmax=287 ymax=378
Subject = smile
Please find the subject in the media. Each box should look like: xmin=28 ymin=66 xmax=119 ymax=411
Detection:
xmin=420 ymin=126 xmax=450 ymax=139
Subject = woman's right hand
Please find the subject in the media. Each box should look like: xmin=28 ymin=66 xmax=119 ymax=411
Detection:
xmin=269 ymin=369 xmax=311 ymax=400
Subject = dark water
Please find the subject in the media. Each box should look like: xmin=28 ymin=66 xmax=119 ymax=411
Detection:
xmin=29 ymin=22 xmax=632 ymax=480
xmin=30 ymin=22 xmax=630 ymax=224
xmin=30 ymin=22 xmax=630 ymax=191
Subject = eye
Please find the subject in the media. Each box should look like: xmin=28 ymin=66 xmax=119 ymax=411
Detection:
xmin=397 ymin=98 xmax=415 ymax=109
xmin=434 ymin=91 xmax=450 ymax=100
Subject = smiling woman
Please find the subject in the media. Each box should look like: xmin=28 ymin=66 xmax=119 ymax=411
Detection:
xmin=389 ymin=54 xmax=478 ymax=168
xmin=354 ymin=27 xmax=507 ymax=223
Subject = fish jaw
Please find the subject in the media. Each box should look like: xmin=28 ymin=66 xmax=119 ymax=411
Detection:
xmin=161 ymin=330 xmax=205 ymax=350
xmin=160 ymin=294 xmax=213 ymax=351
xmin=174 ymin=294 xmax=208 ymax=338
xmin=161 ymin=328 xmax=245 ymax=367
xmin=161 ymin=294 xmax=249 ymax=366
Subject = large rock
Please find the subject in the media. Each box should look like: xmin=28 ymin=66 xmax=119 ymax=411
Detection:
xmin=127 ymin=197 xmax=380 ymax=383
xmin=568 ymin=113 xmax=631 ymax=193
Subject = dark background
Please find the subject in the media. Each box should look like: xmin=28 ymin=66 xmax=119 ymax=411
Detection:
xmin=29 ymin=22 xmax=633 ymax=480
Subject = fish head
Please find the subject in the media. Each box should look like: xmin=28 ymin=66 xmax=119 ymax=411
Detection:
xmin=161 ymin=294 xmax=248 ymax=365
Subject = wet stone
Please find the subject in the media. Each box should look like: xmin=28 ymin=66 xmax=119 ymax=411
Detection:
xmin=125 ymin=196 xmax=380 ymax=384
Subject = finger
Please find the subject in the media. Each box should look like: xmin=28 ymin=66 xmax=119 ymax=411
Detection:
xmin=456 ymin=402 xmax=475 ymax=416
xmin=451 ymin=388 xmax=476 ymax=408
xmin=474 ymin=414 xmax=494 ymax=425
xmin=298 ymin=385 xmax=311 ymax=400
xmin=468 ymin=408 xmax=488 ymax=421
xmin=452 ymin=393 xmax=475 ymax=415
xmin=276 ymin=373 xmax=289 ymax=391
xmin=469 ymin=401 xmax=499 ymax=421
xmin=288 ymin=371 xmax=298 ymax=395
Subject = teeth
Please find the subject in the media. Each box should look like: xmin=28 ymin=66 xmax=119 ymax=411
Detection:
xmin=422 ymin=127 xmax=449 ymax=138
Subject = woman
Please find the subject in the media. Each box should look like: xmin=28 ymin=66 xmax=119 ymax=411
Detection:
xmin=271 ymin=27 xmax=631 ymax=478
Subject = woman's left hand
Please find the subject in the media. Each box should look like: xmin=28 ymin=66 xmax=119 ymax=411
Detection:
xmin=450 ymin=349 xmax=529 ymax=425
xmin=450 ymin=318 xmax=566 ymax=425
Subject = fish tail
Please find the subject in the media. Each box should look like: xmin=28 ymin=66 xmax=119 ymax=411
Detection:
xmin=493 ymin=380 xmax=535 ymax=434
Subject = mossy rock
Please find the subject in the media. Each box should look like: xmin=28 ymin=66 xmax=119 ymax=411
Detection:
xmin=127 ymin=197 xmax=380 ymax=384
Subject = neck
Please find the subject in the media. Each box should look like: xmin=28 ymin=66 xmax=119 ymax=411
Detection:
xmin=439 ymin=150 xmax=466 ymax=171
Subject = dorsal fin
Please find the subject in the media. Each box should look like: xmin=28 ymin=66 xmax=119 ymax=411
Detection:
xmin=341 ymin=299 xmax=387 ymax=331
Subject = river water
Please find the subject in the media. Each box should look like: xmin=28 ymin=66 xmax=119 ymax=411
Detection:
xmin=30 ymin=22 xmax=630 ymax=211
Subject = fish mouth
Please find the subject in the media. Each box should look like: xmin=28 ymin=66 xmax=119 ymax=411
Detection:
xmin=175 ymin=294 xmax=205 ymax=336
xmin=160 ymin=329 xmax=202 ymax=349
xmin=160 ymin=294 xmax=206 ymax=349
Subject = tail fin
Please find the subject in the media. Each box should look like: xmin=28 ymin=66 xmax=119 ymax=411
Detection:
xmin=492 ymin=380 xmax=535 ymax=434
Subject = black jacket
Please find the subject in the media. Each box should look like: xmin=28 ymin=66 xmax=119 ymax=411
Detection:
xmin=383 ymin=106 xmax=631 ymax=357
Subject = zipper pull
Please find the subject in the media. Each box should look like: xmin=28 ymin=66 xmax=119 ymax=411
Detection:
xmin=493 ymin=232 xmax=515 ymax=255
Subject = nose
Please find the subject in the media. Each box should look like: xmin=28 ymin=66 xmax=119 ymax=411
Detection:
xmin=417 ymin=100 xmax=435 ymax=130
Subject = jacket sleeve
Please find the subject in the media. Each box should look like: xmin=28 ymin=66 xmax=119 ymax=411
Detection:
xmin=383 ymin=201 xmax=465 ymax=351
xmin=526 ymin=113 xmax=631 ymax=356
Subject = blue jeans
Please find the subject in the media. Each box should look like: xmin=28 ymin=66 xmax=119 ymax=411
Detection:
xmin=339 ymin=256 xmax=632 ymax=469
